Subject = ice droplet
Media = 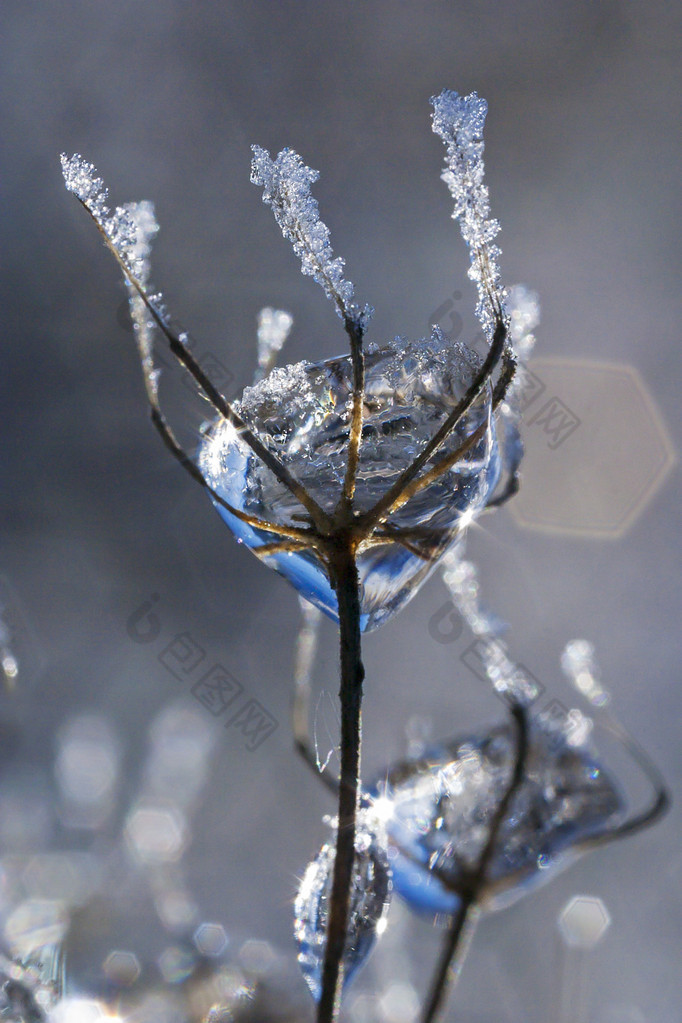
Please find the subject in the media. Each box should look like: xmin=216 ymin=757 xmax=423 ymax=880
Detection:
xmin=199 ymin=331 xmax=500 ymax=631
xmin=372 ymin=714 xmax=623 ymax=918
xmin=294 ymin=816 xmax=392 ymax=1001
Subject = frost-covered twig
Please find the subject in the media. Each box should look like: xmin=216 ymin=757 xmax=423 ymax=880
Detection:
xmin=431 ymin=90 xmax=507 ymax=345
xmin=250 ymin=147 xmax=371 ymax=333
xmin=251 ymin=146 xmax=371 ymax=502
xmin=61 ymin=154 xmax=331 ymax=534
xmin=421 ymin=703 xmax=529 ymax=1023
xmin=441 ymin=543 xmax=541 ymax=706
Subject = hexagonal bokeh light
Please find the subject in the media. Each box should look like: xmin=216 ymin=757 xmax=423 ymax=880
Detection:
xmin=558 ymin=894 xmax=611 ymax=949
xmin=511 ymin=359 xmax=676 ymax=537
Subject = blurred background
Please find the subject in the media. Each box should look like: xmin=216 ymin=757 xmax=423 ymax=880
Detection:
xmin=1 ymin=2 xmax=680 ymax=1021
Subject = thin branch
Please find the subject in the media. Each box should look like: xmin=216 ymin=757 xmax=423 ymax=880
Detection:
xmin=372 ymin=529 xmax=437 ymax=562
xmin=420 ymin=905 xmax=479 ymax=1023
xmin=253 ymin=538 xmax=316 ymax=558
xmin=341 ymin=319 xmax=366 ymax=504
xmin=375 ymin=419 xmax=488 ymax=523
xmin=72 ymin=195 xmax=332 ymax=535
xmin=150 ymin=408 xmax=318 ymax=542
xmin=317 ymin=544 xmax=365 ymax=1023
xmin=492 ymin=347 xmax=517 ymax=408
xmin=421 ymin=703 xmax=529 ymax=1023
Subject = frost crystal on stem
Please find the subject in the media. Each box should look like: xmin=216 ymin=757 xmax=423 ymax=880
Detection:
xmin=430 ymin=90 xmax=507 ymax=343
xmin=61 ymin=155 xmax=163 ymax=399
xmin=250 ymin=146 xmax=372 ymax=330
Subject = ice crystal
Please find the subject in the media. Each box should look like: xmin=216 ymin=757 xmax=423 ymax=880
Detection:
xmin=294 ymin=812 xmax=392 ymax=1001
xmin=430 ymin=90 xmax=506 ymax=343
xmin=61 ymin=155 xmax=163 ymax=400
xmin=255 ymin=307 xmax=293 ymax=381
xmin=200 ymin=332 xmax=500 ymax=630
xmin=561 ymin=639 xmax=610 ymax=708
xmin=250 ymin=146 xmax=372 ymax=329
xmin=372 ymin=714 xmax=623 ymax=918
xmin=61 ymin=155 xmax=151 ymax=285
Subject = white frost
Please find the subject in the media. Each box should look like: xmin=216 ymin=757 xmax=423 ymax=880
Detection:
xmin=441 ymin=544 xmax=541 ymax=705
xmin=430 ymin=90 xmax=507 ymax=343
xmin=62 ymin=154 xmax=164 ymax=401
xmin=250 ymin=145 xmax=372 ymax=329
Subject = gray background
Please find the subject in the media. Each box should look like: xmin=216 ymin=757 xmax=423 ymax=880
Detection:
xmin=1 ymin=2 xmax=680 ymax=1021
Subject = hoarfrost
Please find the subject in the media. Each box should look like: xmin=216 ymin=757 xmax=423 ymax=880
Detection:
xmin=250 ymin=146 xmax=372 ymax=329
xmin=441 ymin=545 xmax=541 ymax=705
xmin=61 ymin=155 xmax=164 ymax=400
xmin=430 ymin=90 xmax=507 ymax=344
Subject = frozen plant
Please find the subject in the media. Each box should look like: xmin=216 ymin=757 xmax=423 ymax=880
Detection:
xmin=290 ymin=563 xmax=668 ymax=1022
xmin=60 ymin=88 xmax=667 ymax=1023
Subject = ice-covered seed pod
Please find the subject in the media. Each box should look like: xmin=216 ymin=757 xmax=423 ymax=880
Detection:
xmin=199 ymin=331 xmax=499 ymax=631
xmin=294 ymin=816 xmax=392 ymax=1001
xmin=372 ymin=713 xmax=622 ymax=918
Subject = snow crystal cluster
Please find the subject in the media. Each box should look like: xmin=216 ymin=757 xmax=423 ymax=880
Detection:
xmin=430 ymin=90 xmax=507 ymax=343
xmin=61 ymin=155 xmax=156 ymax=287
xmin=61 ymin=154 xmax=162 ymax=398
xmin=250 ymin=146 xmax=372 ymax=330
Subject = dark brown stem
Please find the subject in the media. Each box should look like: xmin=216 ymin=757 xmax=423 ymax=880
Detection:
xmin=421 ymin=903 xmax=477 ymax=1023
xmin=342 ymin=319 xmax=366 ymax=503
xmin=317 ymin=541 xmax=365 ymax=1023
xmin=421 ymin=703 xmax=529 ymax=1023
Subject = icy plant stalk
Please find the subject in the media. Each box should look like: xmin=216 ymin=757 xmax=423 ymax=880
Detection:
xmin=251 ymin=144 xmax=373 ymax=506
xmin=431 ymin=90 xmax=507 ymax=343
xmin=251 ymin=146 xmax=372 ymax=333
xmin=60 ymin=155 xmax=163 ymax=403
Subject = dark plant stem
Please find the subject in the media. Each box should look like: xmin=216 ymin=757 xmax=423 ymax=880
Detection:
xmin=421 ymin=702 xmax=529 ymax=1023
xmin=421 ymin=902 xmax=477 ymax=1023
xmin=317 ymin=540 xmax=365 ymax=1023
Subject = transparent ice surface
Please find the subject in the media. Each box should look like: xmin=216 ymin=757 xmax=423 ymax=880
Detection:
xmin=199 ymin=331 xmax=500 ymax=631
xmin=294 ymin=814 xmax=391 ymax=1001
